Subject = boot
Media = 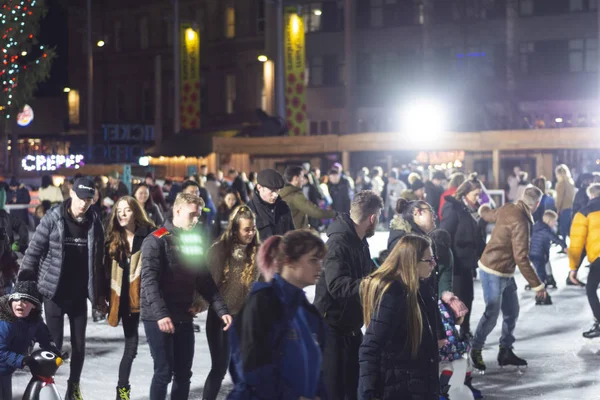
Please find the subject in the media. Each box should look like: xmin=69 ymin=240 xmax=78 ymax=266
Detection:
xmin=464 ymin=376 xmax=483 ymax=399
xmin=535 ymin=291 xmax=552 ymax=305
xmin=545 ymin=275 xmax=557 ymax=289
xmin=116 ymin=385 xmax=131 ymax=400
xmin=566 ymin=273 xmax=585 ymax=287
xmin=470 ymin=349 xmax=486 ymax=372
xmin=440 ymin=385 xmax=451 ymax=400
xmin=583 ymin=321 xmax=600 ymax=339
xmin=497 ymin=346 xmax=527 ymax=367
xmin=65 ymin=380 xmax=84 ymax=400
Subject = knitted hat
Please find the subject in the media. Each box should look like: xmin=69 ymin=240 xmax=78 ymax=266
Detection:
xmin=10 ymin=281 xmax=42 ymax=308
xmin=411 ymin=179 xmax=425 ymax=191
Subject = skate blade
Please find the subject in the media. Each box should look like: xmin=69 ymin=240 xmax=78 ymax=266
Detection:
xmin=473 ymin=369 xmax=485 ymax=376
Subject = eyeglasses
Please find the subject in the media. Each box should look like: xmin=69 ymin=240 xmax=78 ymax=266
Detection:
xmin=420 ymin=257 xmax=437 ymax=265
xmin=417 ymin=207 xmax=438 ymax=220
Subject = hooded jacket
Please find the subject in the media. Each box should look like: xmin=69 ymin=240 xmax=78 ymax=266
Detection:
xmin=280 ymin=184 xmax=336 ymax=230
xmin=478 ymin=201 xmax=543 ymax=291
xmin=530 ymin=221 xmax=566 ymax=263
xmin=228 ymin=274 xmax=327 ymax=400
xmin=18 ymin=199 xmax=104 ymax=305
xmin=313 ymin=214 xmax=374 ymax=333
xmin=247 ymin=188 xmax=295 ymax=241
xmin=140 ymin=220 xmax=229 ymax=323
xmin=569 ymin=197 xmax=600 ymax=270
xmin=0 ymin=296 xmax=55 ymax=376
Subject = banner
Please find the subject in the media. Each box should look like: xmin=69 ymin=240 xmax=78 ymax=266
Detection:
xmin=180 ymin=24 xmax=200 ymax=130
xmin=284 ymin=8 xmax=306 ymax=136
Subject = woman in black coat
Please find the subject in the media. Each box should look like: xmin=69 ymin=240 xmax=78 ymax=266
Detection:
xmin=359 ymin=234 xmax=440 ymax=400
xmin=212 ymin=188 xmax=241 ymax=239
xmin=439 ymin=178 xmax=487 ymax=338
xmin=133 ymin=184 xmax=164 ymax=227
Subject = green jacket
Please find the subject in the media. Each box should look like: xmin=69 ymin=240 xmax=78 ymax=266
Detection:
xmin=280 ymin=185 xmax=337 ymax=229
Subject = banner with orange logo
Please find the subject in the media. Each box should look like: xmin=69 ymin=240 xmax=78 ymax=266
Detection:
xmin=180 ymin=24 xmax=200 ymax=129
xmin=284 ymin=8 xmax=306 ymax=136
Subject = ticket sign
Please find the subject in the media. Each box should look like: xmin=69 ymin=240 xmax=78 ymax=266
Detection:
xmin=22 ymin=154 xmax=85 ymax=172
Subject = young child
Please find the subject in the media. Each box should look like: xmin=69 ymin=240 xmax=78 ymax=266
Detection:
xmin=528 ymin=210 xmax=567 ymax=298
xmin=0 ymin=281 xmax=59 ymax=398
xmin=438 ymin=293 xmax=482 ymax=399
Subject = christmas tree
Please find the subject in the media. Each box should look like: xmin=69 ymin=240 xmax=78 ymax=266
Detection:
xmin=0 ymin=0 xmax=55 ymax=121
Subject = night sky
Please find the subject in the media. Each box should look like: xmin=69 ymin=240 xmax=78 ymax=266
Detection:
xmin=35 ymin=0 xmax=68 ymax=96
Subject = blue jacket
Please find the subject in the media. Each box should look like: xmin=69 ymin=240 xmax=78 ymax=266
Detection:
xmin=0 ymin=296 xmax=55 ymax=376
xmin=228 ymin=274 xmax=328 ymax=400
xmin=529 ymin=221 xmax=566 ymax=262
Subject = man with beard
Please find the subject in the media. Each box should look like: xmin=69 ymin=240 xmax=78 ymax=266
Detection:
xmin=313 ymin=190 xmax=383 ymax=400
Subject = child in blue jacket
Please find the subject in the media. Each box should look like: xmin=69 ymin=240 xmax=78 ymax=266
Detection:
xmin=528 ymin=210 xmax=567 ymax=293
xmin=0 ymin=281 xmax=58 ymax=398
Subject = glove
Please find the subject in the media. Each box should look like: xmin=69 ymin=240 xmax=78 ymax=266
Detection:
xmin=22 ymin=355 xmax=34 ymax=368
xmin=11 ymin=242 xmax=19 ymax=252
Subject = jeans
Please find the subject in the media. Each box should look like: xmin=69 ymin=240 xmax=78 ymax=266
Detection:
xmin=472 ymin=270 xmax=520 ymax=351
xmin=0 ymin=374 xmax=11 ymax=399
xmin=586 ymin=259 xmax=600 ymax=321
xmin=453 ymin=270 xmax=474 ymax=335
xmin=531 ymin=258 xmax=547 ymax=282
xmin=143 ymin=319 xmax=195 ymax=400
xmin=559 ymin=208 xmax=572 ymax=239
xmin=202 ymin=308 xmax=233 ymax=400
xmin=322 ymin=327 xmax=362 ymax=400
xmin=44 ymin=298 xmax=88 ymax=382
xmin=118 ymin=313 xmax=140 ymax=387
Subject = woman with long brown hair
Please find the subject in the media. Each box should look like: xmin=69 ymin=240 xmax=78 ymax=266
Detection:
xmin=99 ymin=195 xmax=155 ymax=400
xmin=359 ymin=234 xmax=440 ymax=400
xmin=203 ymin=205 xmax=260 ymax=400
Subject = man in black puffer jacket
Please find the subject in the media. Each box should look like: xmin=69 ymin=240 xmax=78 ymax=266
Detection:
xmin=314 ymin=190 xmax=383 ymax=400
xmin=141 ymin=192 xmax=231 ymax=400
xmin=18 ymin=177 xmax=104 ymax=400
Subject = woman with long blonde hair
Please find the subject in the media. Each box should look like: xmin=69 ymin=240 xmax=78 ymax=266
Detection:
xmin=359 ymin=234 xmax=440 ymax=400
xmin=100 ymin=195 xmax=155 ymax=399
xmin=555 ymin=164 xmax=575 ymax=241
xmin=203 ymin=205 xmax=260 ymax=400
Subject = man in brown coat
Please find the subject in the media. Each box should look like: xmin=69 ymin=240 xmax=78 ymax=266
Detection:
xmin=470 ymin=186 xmax=548 ymax=372
xmin=280 ymin=165 xmax=337 ymax=229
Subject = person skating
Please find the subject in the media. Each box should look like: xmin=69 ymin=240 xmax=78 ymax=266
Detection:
xmin=203 ymin=206 xmax=259 ymax=400
xmin=100 ymin=196 xmax=155 ymax=399
xmin=134 ymin=183 xmax=164 ymax=227
xmin=247 ymin=169 xmax=295 ymax=241
xmin=314 ymin=190 xmax=383 ymax=399
xmin=141 ymin=192 xmax=232 ymax=400
xmin=228 ymin=230 xmax=328 ymax=400
xmin=567 ymin=184 xmax=600 ymax=338
xmin=470 ymin=187 xmax=548 ymax=372
xmin=18 ymin=177 xmax=104 ymax=400
xmin=526 ymin=210 xmax=566 ymax=294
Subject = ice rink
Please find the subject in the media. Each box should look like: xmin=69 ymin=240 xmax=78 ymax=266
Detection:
xmin=11 ymin=232 xmax=600 ymax=399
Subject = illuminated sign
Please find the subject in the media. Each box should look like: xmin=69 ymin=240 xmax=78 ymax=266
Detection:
xmin=22 ymin=154 xmax=85 ymax=172
xmin=17 ymin=104 xmax=34 ymax=127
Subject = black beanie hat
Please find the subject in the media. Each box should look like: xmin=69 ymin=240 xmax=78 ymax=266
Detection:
xmin=411 ymin=179 xmax=425 ymax=191
xmin=10 ymin=281 xmax=42 ymax=308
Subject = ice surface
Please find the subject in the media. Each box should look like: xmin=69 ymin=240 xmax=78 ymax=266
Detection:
xmin=11 ymin=232 xmax=600 ymax=399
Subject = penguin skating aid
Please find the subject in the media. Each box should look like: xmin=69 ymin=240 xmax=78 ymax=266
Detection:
xmin=22 ymin=349 xmax=63 ymax=400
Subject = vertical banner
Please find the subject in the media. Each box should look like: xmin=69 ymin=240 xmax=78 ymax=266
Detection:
xmin=284 ymin=7 xmax=307 ymax=136
xmin=122 ymin=165 xmax=132 ymax=194
xmin=180 ymin=24 xmax=201 ymax=129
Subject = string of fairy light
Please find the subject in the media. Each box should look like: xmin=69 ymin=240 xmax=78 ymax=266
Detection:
xmin=1 ymin=0 xmax=48 ymax=119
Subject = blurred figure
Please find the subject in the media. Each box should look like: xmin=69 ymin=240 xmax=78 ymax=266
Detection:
xmin=514 ymin=171 xmax=530 ymax=202
xmin=228 ymin=169 xmax=249 ymax=203
xmin=355 ymin=167 xmax=372 ymax=192
xmin=162 ymin=179 xmax=182 ymax=208
xmin=401 ymin=179 xmax=425 ymax=201
xmin=371 ymin=166 xmax=385 ymax=197
xmin=145 ymin=173 xmax=168 ymax=212
xmin=532 ymin=176 xmax=556 ymax=223
xmin=106 ymin=171 xmax=129 ymax=202
xmin=134 ymin=184 xmax=164 ymax=227
xmin=38 ymin=175 xmax=63 ymax=205
xmin=573 ymin=172 xmax=595 ymax=217
xmin=7 ymin=177 xmax=30 ymax=226
xmin=212 ymin=188 xmax=241 ymax=239
xmin=205 ymin=173 xmax=222 ymax=207
xmin=555 ymin=164 xmax=575 ymax=240
xmin=507 ymin=166 xmax=521 ymax=202
xmin=0 ymin=187 xmax=28 ymax=253
xmin=438 ymin=172 xmax=466 ymax=221
xmin=425 ymin=171 xmax=446 ymax=217
xmin=328 ymin=169 xmax=352 ymax=214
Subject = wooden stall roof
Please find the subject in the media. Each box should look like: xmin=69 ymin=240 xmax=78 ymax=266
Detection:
xmin=212 ymin=127 xmax=600 ymax=156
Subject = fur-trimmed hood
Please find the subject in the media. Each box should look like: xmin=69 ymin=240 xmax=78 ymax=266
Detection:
xmin=388 ymin=214 xmax=427 ymax=251
xmin=389 ymin=214 xmax=414 ymax=232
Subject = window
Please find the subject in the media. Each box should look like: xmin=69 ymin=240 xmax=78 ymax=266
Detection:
xmin=310 ymin=121 xmax=319 ymax=135
xmin=257 ymin=0 xmax=265 ymax=34
xmin=225 ymin=7 xmax=236 ymax=38
xmin=142 ymin=84 xmax=153 ymax=121
xmin=570 ymin=39 xmax=598 ymax=72
xmin=519 ymin=42 xmax=534 ymax=73
xmin=323 ymin=55 xmax=341 ymax=86
xmin=370 ymin=0 xmax=383 ymax=27
xmin=302 ymin=3 xmax=323 ymax=33
xmin=570 ymin=0 xmax=584 ymax=11
xmin=320 ymin=121 xmax=329 ymax=135
xmin=226 ymin=73 xmax=236 ymax=114
xmin=114 ymin=21 xmax=123 ymax=52
xmin=519 ymin=0 xmax=533 ymax=15
xmin=309 ymin=57 xmax=323 ymax=86
xmin=140 ymin=16 xmax=149 ymax=49
xmin=331 ymin=120 xmax=340 ymax=134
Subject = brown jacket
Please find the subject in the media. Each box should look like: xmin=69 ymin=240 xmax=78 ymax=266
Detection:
xmin=478 ymin=201 xmax=544 ymax=291
xmin=555 ymin=178 xmax=575 ymax=213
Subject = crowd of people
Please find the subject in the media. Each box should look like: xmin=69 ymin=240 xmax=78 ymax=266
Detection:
xmin=0 ymin=159 xmax=596 ymax=400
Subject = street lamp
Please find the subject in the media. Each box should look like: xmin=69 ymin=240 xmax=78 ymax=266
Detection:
xmin=63 ymin=87 xmax=71 ymax=93
xmin=96 ymin=40 xmax=105 ymax=47
xmin=401 ymin=99 xmax=447 ymax=137
xmin=258 ymin=55 xmax=268 ymax=62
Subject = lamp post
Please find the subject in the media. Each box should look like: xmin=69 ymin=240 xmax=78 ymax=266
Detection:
xmin=87 ymin=0 xmax=93 ymax=157
xmin=173 ymin=0 xmax=181 ymax=135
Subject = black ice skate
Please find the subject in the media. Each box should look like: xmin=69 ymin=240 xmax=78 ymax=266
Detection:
xmin=535 ymin=291 xmax=552 ymax=305
xmin=497 ymin=346 xmax=527 ymax=368
xmin=583 ymin=321 xmax=600 ymax=339
xmin=545 ymin=275 xmax=557 ymax=289
xmin=566 ymin=274 xmax=585 ymax=287
xmin=470 ymin=349 xmax=486 ymax=372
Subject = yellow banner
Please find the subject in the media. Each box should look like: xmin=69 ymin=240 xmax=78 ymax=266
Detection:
xmin=180 ymin=24 xmax=200 ymax=130
xmin=284 ymin=8 xmax=306 ymax=136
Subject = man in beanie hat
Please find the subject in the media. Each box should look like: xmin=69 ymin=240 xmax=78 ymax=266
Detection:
xmin=247 ymin=168 xmax=295 ymax=240
xmin=401 ymin=179 xmax=426 ymax=201
xmin=105 ymin=170 xmax=129 ymax=202
xmin=0 ymin=281 xmax=59 ymax=399
xmin=6 ymin=177 xmax=31 ymax=226
xmin=18 ymin=176 xmax=104 ymax=400
xmin=0 ymin=186 xmax=28 ymax=254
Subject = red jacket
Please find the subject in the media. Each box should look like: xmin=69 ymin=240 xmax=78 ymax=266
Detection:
xmin=438 ymin=187 xmax=457 ymax=220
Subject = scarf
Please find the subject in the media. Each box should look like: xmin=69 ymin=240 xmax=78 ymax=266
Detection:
xmin=463 ymin=198 xmax=480 ymax=223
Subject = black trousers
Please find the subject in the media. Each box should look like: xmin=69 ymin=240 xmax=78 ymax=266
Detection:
xmin=118 ymin=313 xmax=140 ymax=387
xmin=587 ymin=259 xmax=600 ymax=321
xmin=44 ymin=298 xmax=88 ymax=383
xmin=202 ymin=308 xmax=233 ymax=400
xmin=453 ymin=270 xmax=474 ymax=335
xmin=322 ymin=326 xmax=362 ymax=400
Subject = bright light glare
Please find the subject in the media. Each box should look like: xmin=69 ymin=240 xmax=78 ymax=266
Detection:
xmin=63 ymin=87 xmax=71 ymax=93
xmin=555 ymin=117 xmax=563 ymax=123
xmin=138 ymin=156 xmax=150 ymax=166
xmin=97 ymin=40 xmax=105 ymax=47
xmin=186 ymin=28 xmax=197 ymax=42
xmin=21 ymin=51 xmax=27 ymax=56
xmin=257 ymin=55 xmax=268 ymax=62
xmin=314 ymin=9 xmax=322 ymax=16
xmin=401 ymin=100 xmax=447 ymax=137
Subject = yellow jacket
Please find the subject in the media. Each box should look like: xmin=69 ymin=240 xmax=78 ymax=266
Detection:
xmin=569 ymin=197 xmax=600 ymax=270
